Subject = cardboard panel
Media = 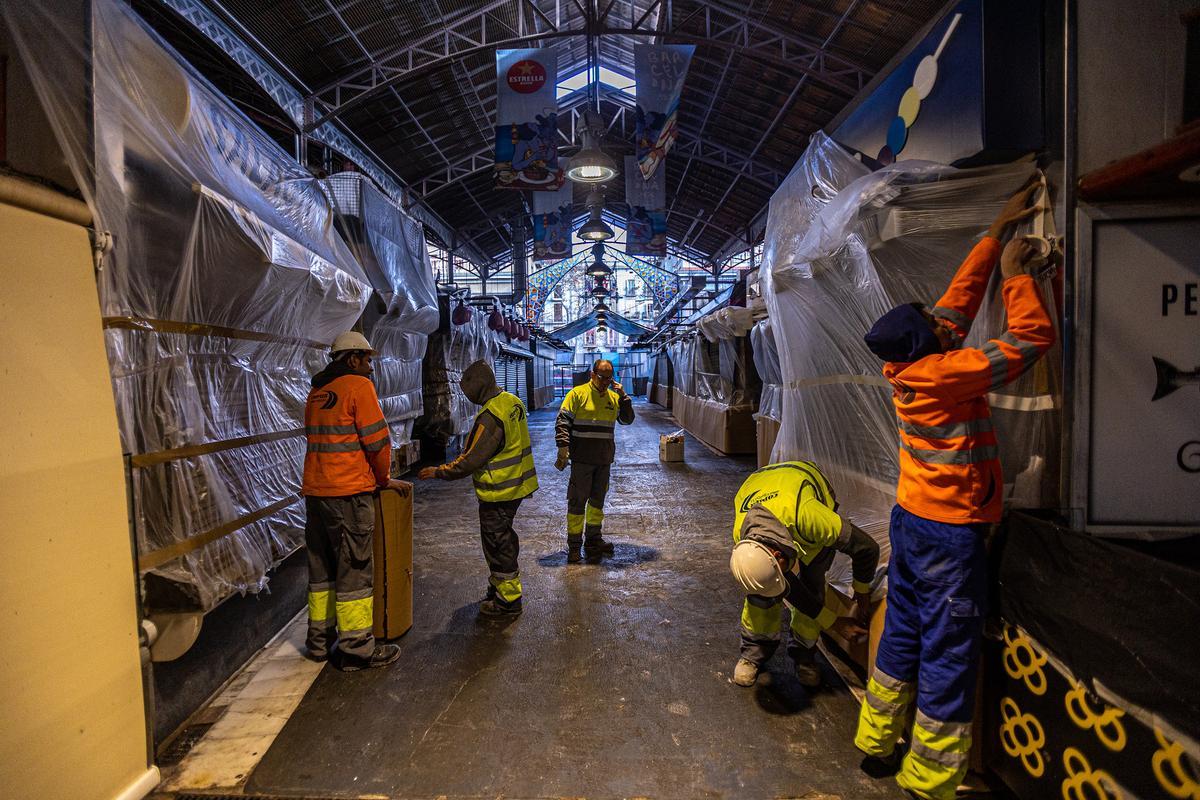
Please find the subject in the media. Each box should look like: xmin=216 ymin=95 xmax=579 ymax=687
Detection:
xmin=756 ymin=416 xmax=780 ymax=468
xmin=373 ymin=485 xmax=414 ymax=640
xmin=671 ymin=389 xmax=756 ymax=455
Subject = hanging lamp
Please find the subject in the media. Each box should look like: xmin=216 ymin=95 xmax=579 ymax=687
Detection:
xmin=585 ymin=243 xmax=612 ymax=277
xmin=577 ymin=188 xmax=614 ymax=242
xmin=567 ymin=112 xmax=618 ymax=183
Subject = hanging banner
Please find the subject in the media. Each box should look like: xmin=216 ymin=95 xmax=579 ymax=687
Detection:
xmin=532 ymin=182 xmax=574 ymax=261
xmin=625 ymin=155 xmax=667 ymax=257
xmin=634 ymin=44 xmax=694 ymax=179
xmin=494 ymin=48 xmax=564 ymax=190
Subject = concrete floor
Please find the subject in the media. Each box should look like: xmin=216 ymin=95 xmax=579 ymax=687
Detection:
xmin=243 ymin=399 xmax=907 ymax=799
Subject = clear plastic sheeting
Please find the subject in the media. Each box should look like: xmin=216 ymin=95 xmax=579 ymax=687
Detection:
xmin=669 ymin=335 xmax=755 ymax=409
xmin=418 ymin=304 xmax=499 ymax=449
xmin=750 ymin=319 xmax=782 ymax=424
xmin=324 ymin=172 xmax=438 ymax=333
xmin=761 ymin=131 xmax=1061 ymax=593
xmin=697 ymin=305 xmax=761 ymax=343
xmin=3 ymin=0 xmax=375 ymax=609
xmin=324 ymin=172 xmax=438 ymax=450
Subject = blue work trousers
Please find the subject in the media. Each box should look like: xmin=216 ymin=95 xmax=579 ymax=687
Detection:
xmin=855 ymin=504 xmax=988 ymax=800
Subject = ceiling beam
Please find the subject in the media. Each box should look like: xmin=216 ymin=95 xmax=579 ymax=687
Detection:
xmin=412 ymin=89 xmax=784 ymax=197
xmin=155 ymin=0 xmax=491 ymax=267
xmin=302 ymin=2 xmax=872 ymax=133
xmin=683 ymin=0 xmax=863 ymax=251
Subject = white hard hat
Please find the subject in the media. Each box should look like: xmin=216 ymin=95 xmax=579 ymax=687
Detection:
xmin=730 ymin=539 xmax=787 ymax=598
xmin=330 ymin=331 xmax=377 ymax=356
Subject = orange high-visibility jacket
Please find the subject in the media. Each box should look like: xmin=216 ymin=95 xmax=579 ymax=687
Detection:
xmin=884 ymin=237 xmax=1055 ymax=524
xmin=302 ymin=374 xmax=392 ymax=496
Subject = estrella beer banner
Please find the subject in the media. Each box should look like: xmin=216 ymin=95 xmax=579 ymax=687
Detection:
xmin=634 ymin=44 xmax=694 ymax=180
xmin=624 ymin=155 xmax=667 ymax=257
xmin=532 ymin=181 xmax=573 ymax=261
xmin=494 ymin=49 xmax=563 ymax=190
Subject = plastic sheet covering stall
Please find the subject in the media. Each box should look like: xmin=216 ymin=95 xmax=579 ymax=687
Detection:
xmin=3 ymin=0 xmax=374 ymax=610
xmin=750 ymin=319 xmax=782 ymax=424
xmin=761 ymin=131 xmax=1060 ymax=592
xmin=667 ymin=330 xmax=758 ymax=455
xmin=648 ymin=352 xmax=674 ymax=408
xmin=417 ymin=300 xmax=499 ymax=452
xmin=324 ymin=172 xmax=438 ymax=454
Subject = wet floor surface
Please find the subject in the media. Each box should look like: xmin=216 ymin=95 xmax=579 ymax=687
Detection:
xmin=245 ymin=399 xmax=907 ymax=799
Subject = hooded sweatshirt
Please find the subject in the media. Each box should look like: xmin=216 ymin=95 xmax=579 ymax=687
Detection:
xmin=437 ymin=361 xmax=508 ymax=481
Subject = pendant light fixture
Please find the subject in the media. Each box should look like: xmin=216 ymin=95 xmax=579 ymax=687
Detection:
xmin=567 ymin=109 xmax=618 ymax=184
xmin=585 ymin=242 xmax=612 ymax=278
xmin=577 ymin=188 xmax=614 ymax=242
xmin=566 ymin=17 xmax=617 ymax=185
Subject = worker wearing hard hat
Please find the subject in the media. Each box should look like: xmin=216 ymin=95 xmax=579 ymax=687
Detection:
xmin=729 ymin=461 xmax=880 ymax=689
xmin=419 ymin=360 xmax=538 ymax=616
xmin=554 ymin=359 xmax=635 ymax=562
xmin=855 ymin=185 xmax=1054 ymax=800
xmin=302 ymin=331 xmax=407 ymax=671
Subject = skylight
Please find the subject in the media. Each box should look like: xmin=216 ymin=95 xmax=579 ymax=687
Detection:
xmin=557 ymin=66 xmax=636 ymax=99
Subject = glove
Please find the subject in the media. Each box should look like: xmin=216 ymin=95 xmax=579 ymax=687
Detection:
xmin=555 ymin=447 xmax=569 ymax=471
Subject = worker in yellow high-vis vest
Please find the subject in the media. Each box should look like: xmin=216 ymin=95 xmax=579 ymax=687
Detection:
xmin=420 ymin=360 xmax=538 ymax=616
xmin=554 ymin=358 xmax=635 ymax=562
xmin=729 ymin=461 xmax=880 ymax=688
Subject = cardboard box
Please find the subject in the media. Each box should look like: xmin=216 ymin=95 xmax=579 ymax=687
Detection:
xmin=756 ymin=416 xmax=780 ymax=468
xmin=659 ymin=434 xmax=685 ymax=462
xmin=390 ymin=439 xmax=421 ymax=474
xmin=372 ymin=484 xmax=413 ymax=640
xmin=823 ymin=585 xmax=887 ymax=674
xmin=671 ymin=388 xmax=756 ymax=456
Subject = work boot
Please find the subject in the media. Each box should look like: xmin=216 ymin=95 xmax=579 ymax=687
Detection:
xmin=584 ymin=536 xmax=615 ymax=560
xmin=479 ymin=597 xmax=523 ymax=616
xmin=567 ymin=544 xmax=582 ymax=563
xmin=732 ymin=658 xmax=759 ymax=687
xmin=336 ymin=643 xmax=401 ymax=672
xmin=793 ymin=647 xmax=822 ymax=688
xmin=859 ymin=749 xmax=903 ymax=778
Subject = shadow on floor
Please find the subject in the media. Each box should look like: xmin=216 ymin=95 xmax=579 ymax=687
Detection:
xmin=535 ymin=543 xmax=661 ymax=568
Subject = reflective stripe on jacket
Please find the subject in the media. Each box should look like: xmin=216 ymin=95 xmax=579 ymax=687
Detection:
xmin=731 ymin=461 xmax=844 ymax=566
xmin=884 ymin=238 xmax=1055 ymax=524
xmin=472 ymin=391 xmax=539 ymax=502
xmin=302 ymin=374 xmax=392 ymax=496
xmin=554 ymin=383 xmax=634 ymax=465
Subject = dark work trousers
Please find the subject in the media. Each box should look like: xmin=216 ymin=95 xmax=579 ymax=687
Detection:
xmin=305 ymin=494 xmax=376 ymax=661
xmin=478 ymin=498 xmax=523 ymax=606
xmin=567 ymin=461 xmax=612 ymax=541
xmin=739 ymin=548 xmax=835 ymax=665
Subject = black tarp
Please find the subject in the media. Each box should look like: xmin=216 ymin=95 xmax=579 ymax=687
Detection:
xmin=996 ymin=512 xmax=1200 ymax=740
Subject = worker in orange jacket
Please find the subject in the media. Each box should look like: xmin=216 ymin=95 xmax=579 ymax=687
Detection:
xmin=302 ymin=331 xmax=407 ymax=671
xmin=854 ymin=185 xmax=1055 ymax=800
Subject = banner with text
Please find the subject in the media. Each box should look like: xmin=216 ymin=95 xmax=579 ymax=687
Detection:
xmin=634 ymin=44 xmax=694 ymax=179
xmin=495 ymin=49 xmax=563 ymax=190
xmin=625 ymin=155 xmax=667 ymax=257
xmin=532 ymin=181 xmax=574 ymax=261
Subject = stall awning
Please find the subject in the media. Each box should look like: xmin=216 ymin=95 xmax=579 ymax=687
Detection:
xmin=549 ymin=310 xmax=653 ymax=341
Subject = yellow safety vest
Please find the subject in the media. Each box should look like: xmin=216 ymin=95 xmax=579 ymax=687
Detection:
xmin=731 ymin=461 xmax=842 ymax=565
xmin=472 ymin=392 xmax=539 ymax=502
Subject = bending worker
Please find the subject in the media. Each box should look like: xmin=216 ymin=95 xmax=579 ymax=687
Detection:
xmin=855 ymin=185 xmax=1054 ymax=800
xmin=554 ymin=358 xmax=635 ymax=562
xmin=302 ymin=331 xmax=406 ymax=671
xmin=419 ymin=360 xmax=537 ymax=616
xmin=729 ymin=461 xmax=880 ymax=689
